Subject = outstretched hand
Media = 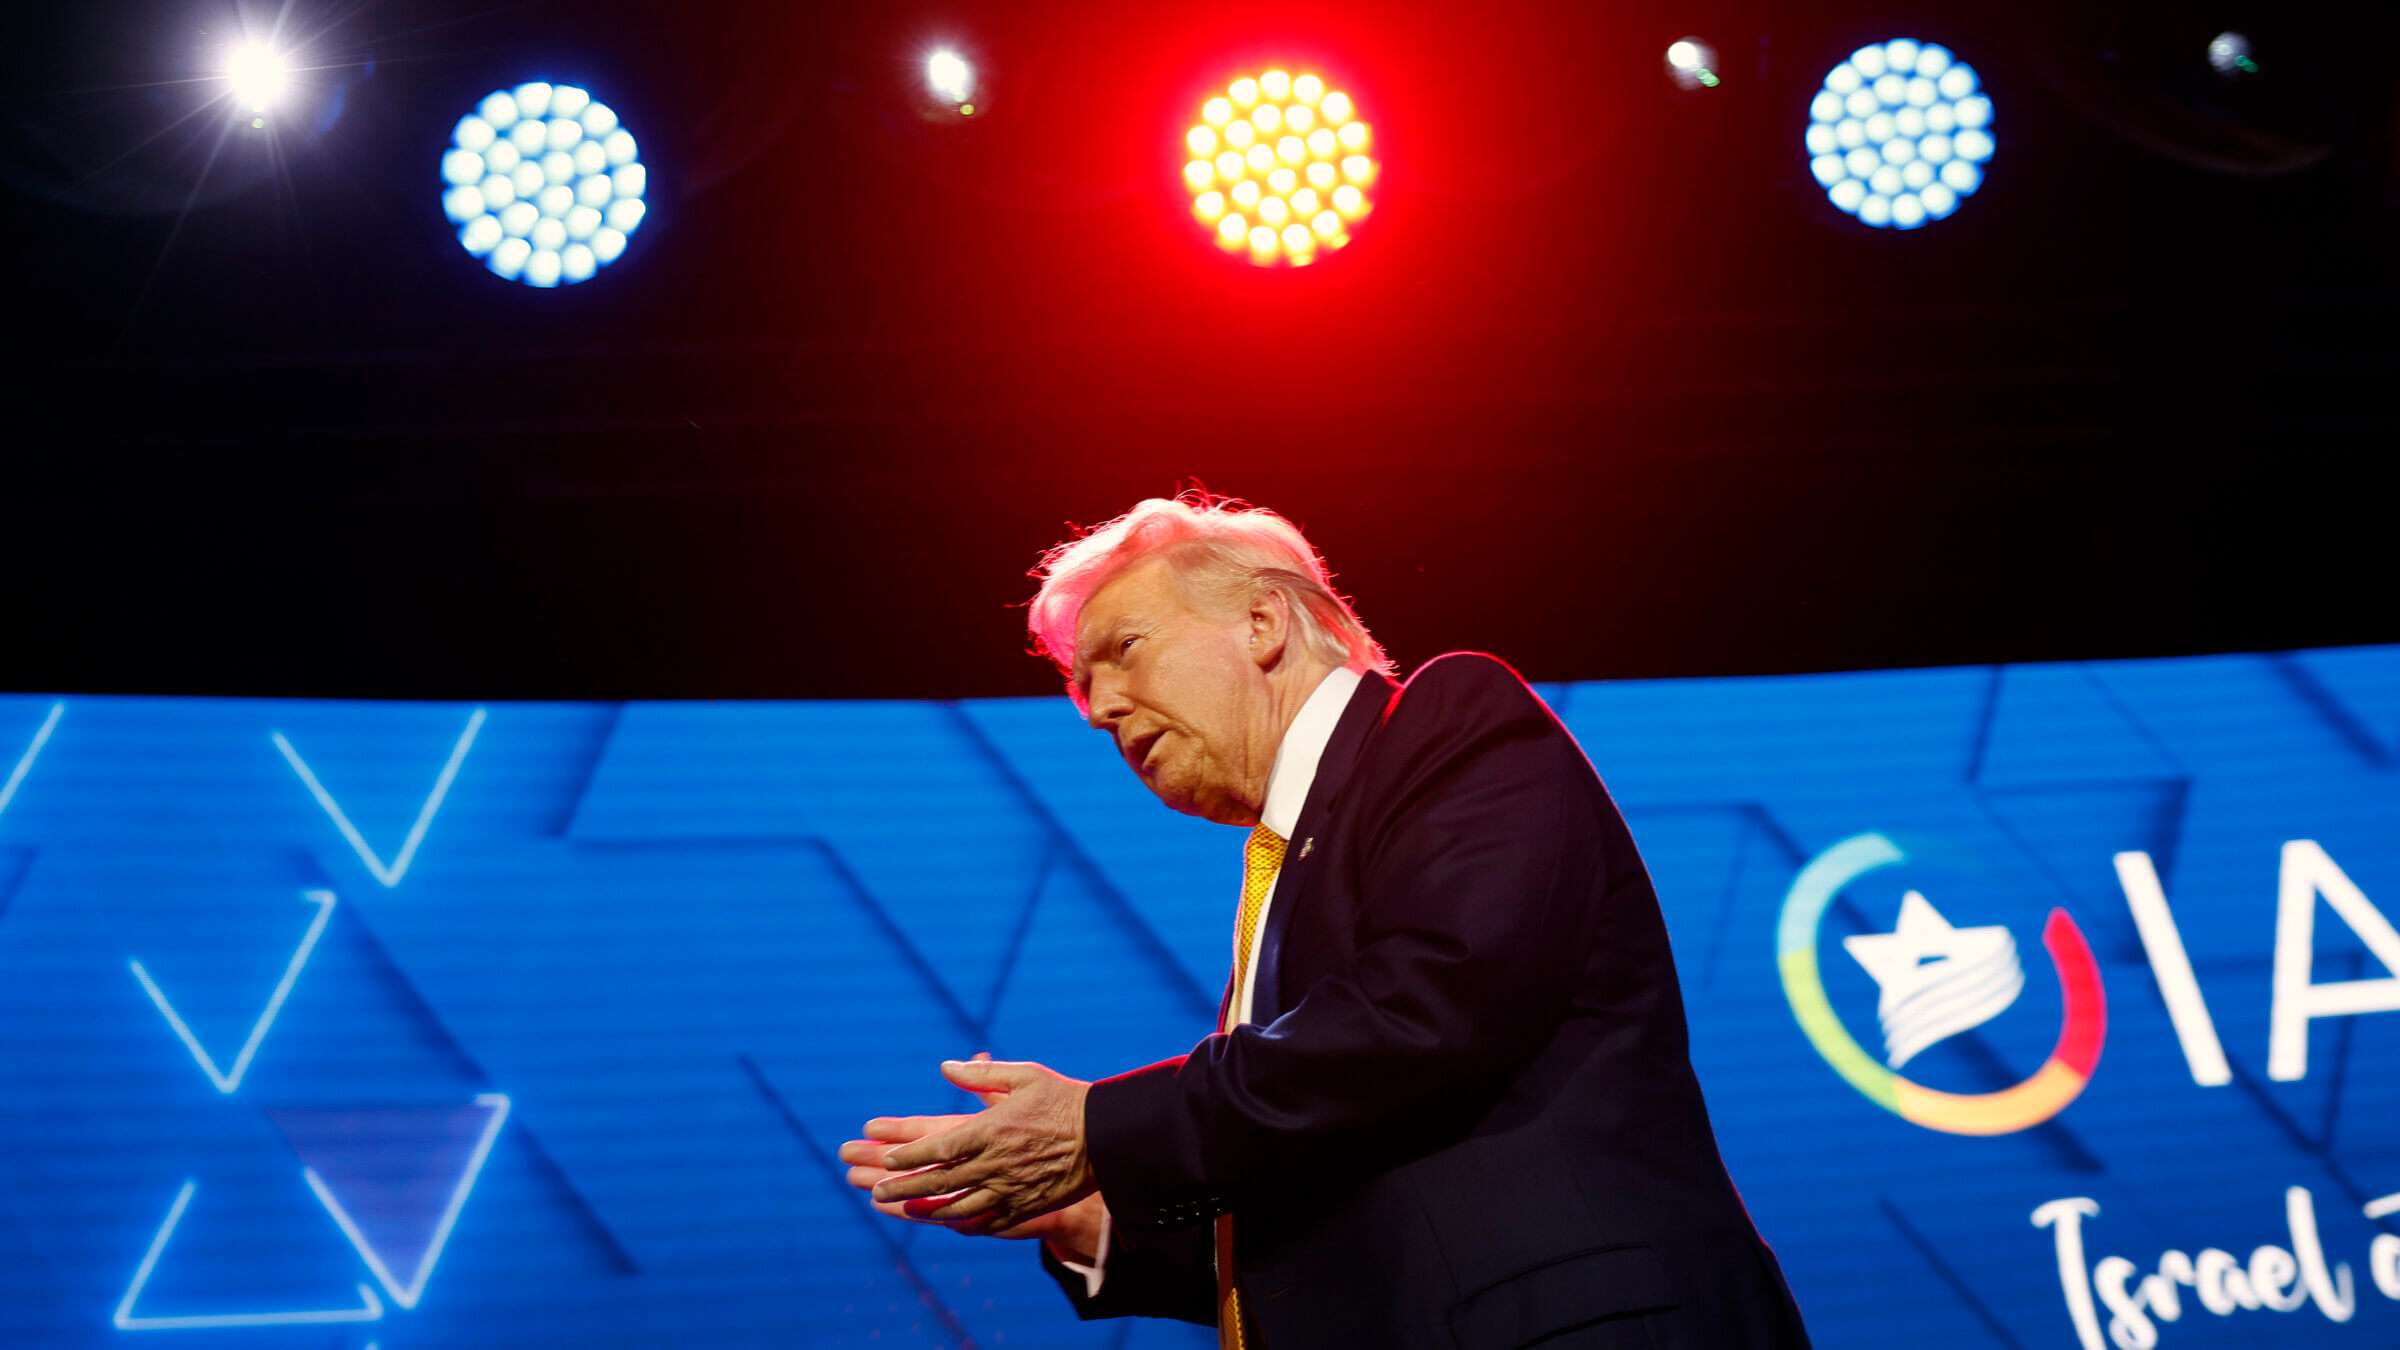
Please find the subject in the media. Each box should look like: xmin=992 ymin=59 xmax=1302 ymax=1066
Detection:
xmin=839 ymin=1056 xmax=1106 ymax=1257
xmin=860 ymin=1058 xmax=1096 ymax=1234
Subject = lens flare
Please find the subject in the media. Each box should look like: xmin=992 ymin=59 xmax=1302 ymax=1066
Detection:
xmin=1666 ymin=38 xmax=1721 ymax=90
xmin=2208 ymin=32 xmax=2257 ymax=79
xmin=1186 ymin=69 xmax=1373 ymax=265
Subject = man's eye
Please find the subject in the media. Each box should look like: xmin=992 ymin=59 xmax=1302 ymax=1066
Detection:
xmin=1120 ymin=636 xmax=1139 ymax=655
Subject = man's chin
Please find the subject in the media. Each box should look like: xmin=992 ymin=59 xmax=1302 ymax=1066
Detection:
xmin=1179 ymin=794 xmax=1263 ymax=828
xmin=1146 ymin=778 xmax=1257 ymax=827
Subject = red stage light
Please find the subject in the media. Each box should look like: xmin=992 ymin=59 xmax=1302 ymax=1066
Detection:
xmin=1184 ymin=69 xmax=1374 ymax=266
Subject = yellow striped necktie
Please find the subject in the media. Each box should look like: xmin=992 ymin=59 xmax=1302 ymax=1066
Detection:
xmin=1219 ymin=823 xmax=1285 ymax=1350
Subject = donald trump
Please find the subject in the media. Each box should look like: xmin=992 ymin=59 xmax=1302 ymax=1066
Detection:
xmin=842 ymin=493 xmax=1810 ymax=1349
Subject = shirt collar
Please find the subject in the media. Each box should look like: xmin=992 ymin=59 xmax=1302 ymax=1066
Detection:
xmin=1259 ymin=666 xmax=1363 ymax=840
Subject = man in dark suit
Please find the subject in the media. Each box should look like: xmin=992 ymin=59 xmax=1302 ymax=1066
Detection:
xmin=842 ymin=495 xmax=1809 ymax=1348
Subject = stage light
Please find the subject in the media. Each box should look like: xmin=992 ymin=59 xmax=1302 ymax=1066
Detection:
xmin=225 ymin=42 xmax=290 ymax=112
xmin=1806 ymin=40 xmax=1991 ymax=229
xmin=928 ymin=49 xmax=974 ymax=110
xmin=1666 ymin=38 xmax=1720 ymax=90
xmin=1184 ymin=69 xmax=1373 ymax=266
xmin=2207 ymin=32 xmax=2258 ymax=79
xmin=443 ymin=82 xmax=647 ymax=287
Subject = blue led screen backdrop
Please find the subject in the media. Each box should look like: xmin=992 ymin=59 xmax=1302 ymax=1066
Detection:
xmin=2 ymin=644 xmax=2396 ymax=1348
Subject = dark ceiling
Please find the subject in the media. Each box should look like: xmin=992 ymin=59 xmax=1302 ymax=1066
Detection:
xmin=4 ymin=0 xmax=2395 ymax=700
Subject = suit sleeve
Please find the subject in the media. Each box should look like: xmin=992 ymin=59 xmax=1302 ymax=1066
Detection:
xmin=1038 ymin=1208 xmax=1218 ymax=1324
xmin=1084 ymin=654 xmax=1606 ymax=1234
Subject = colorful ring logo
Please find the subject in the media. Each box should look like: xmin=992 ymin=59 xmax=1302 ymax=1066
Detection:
xmin=1776 ymin=832 xmax=2106 ymax=1135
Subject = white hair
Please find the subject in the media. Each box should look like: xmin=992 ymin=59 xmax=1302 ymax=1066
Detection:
xmin=1028 ymin=491 xmax=1393 ymax=706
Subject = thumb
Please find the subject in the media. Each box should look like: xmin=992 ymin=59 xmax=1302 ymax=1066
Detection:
xmin=964 ymin=1051 xmax=1006 ymax=1105
xmin=943 ymin=1057 xmax=1036 ymax=1093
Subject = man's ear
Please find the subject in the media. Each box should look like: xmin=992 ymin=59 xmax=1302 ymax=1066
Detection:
xmin=1247 ymin=588 xmax=1292 ymax=670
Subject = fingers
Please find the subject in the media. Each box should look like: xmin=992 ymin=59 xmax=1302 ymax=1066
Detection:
xmin=848 ymin=1117 xmax=981 ymax=1201
xmin=841 ymin=1134 xmax=906 ymax=1194
xmin=858 ymin=1113 xmax=970 ymax=1143
xmin=873 ymin=1157 xmax=984 ymax=1203
xmin=870 ymin=1185 xmax=974 ymax=1226
xmin=845 ymin=1156 xmax=971 ymax=1219
xmin=843 ymin=1151 xmax=984 ymax=1225
xmin=878 ymin=1116 xmax=981 ymax=1175
xmin=904 ymin=1187 xmax=1000 ymax=1223
xmin=843 ymin=1153 xmax=915 ymax=1195
xmin=838 ymin=1138 xmax=898 ymax=1168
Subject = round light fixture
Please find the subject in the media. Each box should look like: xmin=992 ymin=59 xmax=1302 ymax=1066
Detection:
xmin=441 ymin=82 xmax=647 ymax=288
xmin=1805 ymin=40 xmax=1992 ymax=230
xmin=1183 ymin=69 xmax=1375 ymax=267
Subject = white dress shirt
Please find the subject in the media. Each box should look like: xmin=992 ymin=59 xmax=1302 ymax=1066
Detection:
xmin=1059 ymin=664 xmax=1365 ymax=1296
xmin=1234 ymin=664 xmax=1361 ymax=1028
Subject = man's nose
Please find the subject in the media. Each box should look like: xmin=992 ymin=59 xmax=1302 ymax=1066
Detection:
xmin=1086 ymin=677 xmax=1131 ymax=732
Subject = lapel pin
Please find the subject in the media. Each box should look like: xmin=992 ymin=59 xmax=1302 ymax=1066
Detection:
xmin=1298 ymin=837 xmax=1315 ymax=860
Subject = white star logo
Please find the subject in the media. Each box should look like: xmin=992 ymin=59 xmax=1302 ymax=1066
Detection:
xmin=1841 ymin=890 xmax=2025 ymax=1069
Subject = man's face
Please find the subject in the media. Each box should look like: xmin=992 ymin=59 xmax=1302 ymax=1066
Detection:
xmin=1074 ymin=559 xmax=1268 ymax=825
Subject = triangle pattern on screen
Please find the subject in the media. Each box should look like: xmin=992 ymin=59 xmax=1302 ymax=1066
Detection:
xmin=129 ymin=889 xmax=338 ymax=1095
xmin=0 ymin=700 xmax=63 ymax=824
xmin=111 ymin=1180 xmax=387 ymax=1331
xmin=960 ymin=697 xmax=1232 ymax=1007
xmin=267 ymin=1093 xmax=511 ymax=1309
xmin=2282 ymin=646 xmax=2400 ymax=763
xmin=1973 ymin=664 xmax=2181 ymax=788
xmin=272 ymin=707 xmax=486 ymax=888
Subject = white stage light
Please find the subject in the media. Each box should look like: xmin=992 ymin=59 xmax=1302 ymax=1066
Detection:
xmin=225 ymin=42 xmax=290 ymax=112
xmin=443 ymin=82 xmax=647 ymax=287
xmin=928 ymin=50 xmax=974 ymax=108
xmin=1806 ymin=40 xmax=1991 ymax=229
xmin=2208 ymin=32 xmax=2257 ymax=79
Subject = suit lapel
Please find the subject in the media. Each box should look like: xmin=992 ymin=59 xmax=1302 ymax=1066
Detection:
xmin=1253 ymin=672 xmax=1398 ymax=1025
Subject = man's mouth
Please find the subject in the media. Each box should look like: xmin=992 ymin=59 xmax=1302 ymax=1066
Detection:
xmin=1129 ymin=730 xmax=1164 ymax=775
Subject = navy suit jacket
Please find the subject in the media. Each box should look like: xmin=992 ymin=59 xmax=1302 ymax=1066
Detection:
xmin=1043 ymin=654 xmax=1810 ymax=1349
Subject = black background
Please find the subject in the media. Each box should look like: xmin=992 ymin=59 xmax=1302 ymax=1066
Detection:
xmin=3 ymin=0 xmax=2393 ymax=700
